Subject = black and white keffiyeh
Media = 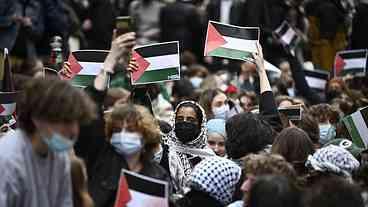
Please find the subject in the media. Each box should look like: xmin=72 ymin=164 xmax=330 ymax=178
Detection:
xmin=163 ymin=100 xmax=215 ymax=193
xmin=305 ymin=145 xmax=360 ymax=176
xmin=189 ymin=157 xmax=242 ymax=205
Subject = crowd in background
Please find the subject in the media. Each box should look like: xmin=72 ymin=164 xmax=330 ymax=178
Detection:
xmin=1 ymin=0 xmax=368 ymax=207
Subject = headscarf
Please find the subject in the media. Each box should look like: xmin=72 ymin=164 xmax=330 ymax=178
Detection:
xmin=163 ymin=100 xmax=215 ymax=193
xmin=305 ymin=145 xmax=360 ymax=177
xmin=207 ymin=119 xmax=226 ymax=139
xmin=189 ymin=157 xmax=242 ymax=205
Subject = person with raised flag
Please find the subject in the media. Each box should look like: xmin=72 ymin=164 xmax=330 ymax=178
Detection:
xmin=0 ymin=77 xmax=96 ymax=207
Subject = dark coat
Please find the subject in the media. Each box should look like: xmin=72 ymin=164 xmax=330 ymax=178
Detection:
xmin=206 ymin=0 xmax=246 ymax=26
xmin=160 ymin=1 xmax=204 ymax=61
xmin=175 ymin=190 xmax=224 ymax=207
xmin=75 ymin=86 xmax=169 ymax=207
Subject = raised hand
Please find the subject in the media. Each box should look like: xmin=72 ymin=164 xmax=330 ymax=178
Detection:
xmin=104 ymin=31 xmax=136 ymax=73
xmin=252 ymin=42 xmax=265 ymax=74
xmin=59 ymin=62 xmax=73 ymax=79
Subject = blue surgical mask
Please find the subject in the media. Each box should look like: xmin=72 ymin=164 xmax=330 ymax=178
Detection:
xmin=319 ymin=124 xmax=336 ymax=145
xmin=190 ymin=77 xmax=203 ymax=88
xmin=42 ymin=133 xmax=76 ymax=152
xmin=111 ymin=130 xmax=143 ymax=156
xmin=212 ymin=104 xmax=230 ymax=120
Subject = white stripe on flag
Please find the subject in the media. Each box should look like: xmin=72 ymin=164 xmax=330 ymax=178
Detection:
xmin=352 ymin=111 xmax=368 ymax=147
xmin=127 ymin=190 xmax=168 ymax=207
xmin=264 ymin=61 xmax=281 ymax=74
xmin=78 ymin=62 xmax=104 ymax=75
xmin=0 ymin=103 xmax=16 ymax=116
xmin=305 ymin=76 xmax=326 ymax=90
xmin=281 ymin=28 xmax=296 ymax=45
xmin=145 ymin=54 xmax=180 ymax=71
xmin=222 ymin=36 xmax=258 ymax=53
xmin=344 ymin=58 xmax=367 ymax=70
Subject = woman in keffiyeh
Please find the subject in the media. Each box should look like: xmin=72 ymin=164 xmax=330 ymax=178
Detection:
xmin=160 ymin=100 xmax=216 ymax=194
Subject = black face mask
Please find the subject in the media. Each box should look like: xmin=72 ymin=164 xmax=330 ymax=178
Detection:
xmin=174 ymin=121 xmax=200 ymax=144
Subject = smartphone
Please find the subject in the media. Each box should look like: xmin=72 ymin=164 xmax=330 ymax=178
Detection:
xmin=278 ymin=105 xmax=302 ymax=120
xmin=115 ymin=16 xmax=132 ymax=36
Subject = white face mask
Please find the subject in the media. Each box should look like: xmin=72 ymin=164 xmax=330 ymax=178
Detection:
xmin=110 ymin=129 xmax=143 ymax=156
xmin=212 ymin=104 xmax=230 ymax=120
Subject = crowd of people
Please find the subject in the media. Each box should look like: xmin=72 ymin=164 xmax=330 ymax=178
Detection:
xmin=1 ymin=0 xmax=368 ymax=207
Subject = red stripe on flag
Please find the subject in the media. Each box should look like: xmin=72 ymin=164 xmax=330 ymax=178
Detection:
xmin=205 ymin=22 xmax=227 ymax=55
xmin=334 ymin=54 xmax=346 ymax=76
xmin=131 ymin=51 xmax=150 ymax=82
xmin=62 ymin=53 xmax=83 ymax=80
xmin=114 ymin=175 xmax=131 ymax=207
xmin=0 ymin=104 xmax=5 ymax=114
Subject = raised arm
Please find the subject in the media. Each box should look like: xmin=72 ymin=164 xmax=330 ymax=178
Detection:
xmin=252 ymin=42 xmax=282 ymax=131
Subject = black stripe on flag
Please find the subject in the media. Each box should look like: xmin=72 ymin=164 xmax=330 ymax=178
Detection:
xmin=210 ymin=21 xmax=259 ymax=40
xmin=361 ymin=107 xmax=368 ymax=127
xmin=0 ymin=92 xmax=17 ymax=104
xmin=72 ymin=50 xmax=109 ymax=63
xmin=275 ymin=22 xmax=289 ymax=38
xmin=278 ymin=106 xmax=301 ymax=120
xmin=125 ymin=171 xmax=166 ymax=197
xmin=339 ymin=50 xmax=368 ymax=60
xmin=135 ymin=42 xmax=179 ymax=58
xmin=304 ymin=69 xmax=330 ymax=80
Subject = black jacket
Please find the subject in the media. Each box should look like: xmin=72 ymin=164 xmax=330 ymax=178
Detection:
xmin=160 ymin=1 xmax=204 ymax=61
xmin=175 ymin=190 xmax=223 ymax=207
xmin=206 ymin=0 xmax=246 ymax=26
xmin=75 ymin=86 xmax=169 ymax=207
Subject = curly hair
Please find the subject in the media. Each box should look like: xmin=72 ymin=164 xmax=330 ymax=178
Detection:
xmin=243 ymin=154 xmax=296 ymax=179
xmin=225 ymin=112 xmax=274 ymax=159
xmin=105 ymin=104 xmax=161 ymax=161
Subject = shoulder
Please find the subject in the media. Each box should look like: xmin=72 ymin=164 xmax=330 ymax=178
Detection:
xmin=0 ymin=130 xmax=27 ymax=161
xmin=142 ymin=160 xmax=170 ymax=181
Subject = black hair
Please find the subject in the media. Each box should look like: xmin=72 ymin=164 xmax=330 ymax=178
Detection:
xmin=248 ymin=175 xmax=302 ymax=207
xmin=225 ymin=112 xmax=273 ymax=159
xmin=176 ymin=102 xmax=204 ymax=127
xmin=303 ymin=176 xmax=364 ymax=207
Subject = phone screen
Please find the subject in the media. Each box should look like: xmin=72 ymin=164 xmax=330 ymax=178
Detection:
xmin=116 ymin=16 xmax=132 ymax=36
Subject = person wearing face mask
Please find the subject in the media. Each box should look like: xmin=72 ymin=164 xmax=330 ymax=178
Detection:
xmin=81 ymin=103 xmax=169 ymax=207
xmin=199 ymin=89 xmax=241 ymax=120
xmin=160 ymin=101 xmax=216 ymax=194
xmin=0 ymin=77 xmax=96 ymax=207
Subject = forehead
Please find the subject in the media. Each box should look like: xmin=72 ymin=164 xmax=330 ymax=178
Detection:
xmin=208 ymin=133 xmax=225 ymax=142
xmin=176 ymin=106 xmax=198 ymax=119
xmin=213 ymin=93 xmax=227 ymax=102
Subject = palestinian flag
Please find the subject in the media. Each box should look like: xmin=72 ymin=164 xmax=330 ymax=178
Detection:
xmin=131 ymin=41 xmax=180 ymax=85
xmin=68 ymin=50 xmax=109 ymax=87
xmin=205 ymin=21 xmax=259 ymax=61
xmin=115 ymin=169 xmax=169 ymax=207
xmin=274 ymin=21 xmax=299 ymax=55
xmin=343 ymin=106 xmax=368 ymax=148
xmin=334 ymin=49 xmax=368 ymax=76
xmin=278 ymin=105 xmax=302 ymax=120
xmin=304 ymin=69 xmax=330 ymax=91
xmin=0 ymin=92 xmax=18 ymax=116
xmin=1 ymin=48 xmax=15 ymax=92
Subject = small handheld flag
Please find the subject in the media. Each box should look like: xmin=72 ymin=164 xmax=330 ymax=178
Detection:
xmin=274 ymin=21 xmax=300 ymax=56
xmin=68 ymin=50 xmax=109 ymax=87
xmin=304 ymin=69 xmax=330 ymax=91
xmin=205 ymin=21 xmax=259 ymax=62
xmin=334 ymin=49 xmax=368 ymax=77
xmin=131 ymin=41 xmax=180 ymax=85
xmin=278 ymin=105 xmax=303 ymax=120
xmin=114 ymin=169 xmax=169 ymax=207
xmin=343 ymin=106 xmax=368 ymax=148
xmin=0 ymin=92 xmax=18 ymax=116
